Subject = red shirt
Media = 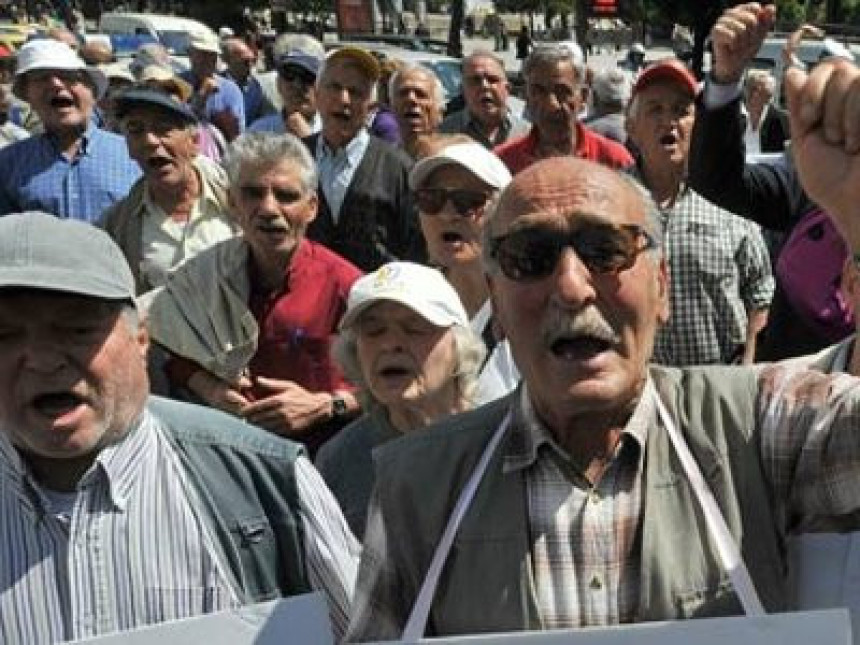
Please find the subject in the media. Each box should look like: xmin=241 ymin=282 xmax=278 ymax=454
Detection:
xmin=245 ymin=238 xmax=361 ymax=398
xmin=494 ymin=122 xmax=633 ymax=175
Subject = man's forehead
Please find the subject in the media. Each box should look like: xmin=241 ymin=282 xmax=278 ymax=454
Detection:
xmin=494 ymin=159 xmax=639 ymax=228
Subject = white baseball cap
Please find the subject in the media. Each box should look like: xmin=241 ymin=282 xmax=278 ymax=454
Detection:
xmin=13 ymin=38 xmax=107 ymax=100
xmin=340 ymin=262 xmax=469 ymax=330
xmin=189 ymin=30 xmax=221 ymax=55
xmin=409 ymin=142 xmax=512 ymax=191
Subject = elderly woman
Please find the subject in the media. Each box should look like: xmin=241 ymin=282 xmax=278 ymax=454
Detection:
xmin=101 ymin=86 xmax=236 ymax=294
xmin=316 ymin=262 xmax=485 ymax=538
xmin=145 ymin=132 xmax=363 ymax=454
xmin=410 ymin=136 xmax=520 ymax=403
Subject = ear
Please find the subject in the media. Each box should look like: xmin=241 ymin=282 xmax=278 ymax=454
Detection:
xmin=305 ymin=190 xmax=319 ymax=225
xmin=135 ymin=317 xmax=150 ymax=359
xmin=655 ymin=255 xmax=670 ymax=325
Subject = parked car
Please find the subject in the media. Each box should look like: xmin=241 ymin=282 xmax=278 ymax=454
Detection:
xmin=99 ymin=12 xmax=213 ymax=59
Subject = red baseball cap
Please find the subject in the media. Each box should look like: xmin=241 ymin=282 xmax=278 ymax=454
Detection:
xmin=632 ymin=59 xmax=698 ymax=97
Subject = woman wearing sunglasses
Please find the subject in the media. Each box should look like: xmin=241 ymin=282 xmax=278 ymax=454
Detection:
xmin=409 ymin=137 xmax=520 ymax=403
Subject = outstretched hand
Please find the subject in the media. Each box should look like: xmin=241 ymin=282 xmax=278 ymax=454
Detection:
xmin=711 ymin=2 xmax=777 ymax=84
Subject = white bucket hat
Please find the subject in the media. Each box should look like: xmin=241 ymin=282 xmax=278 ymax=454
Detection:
xmin=14 ymin=38 xmax=108 ymax=101
xmin=409 ymin=142 xmax=512 ymax=191
xmin=339 ymin=262 xmax=469 ymax=330
xmin=189 ymin=30 xmax=222 ymax=55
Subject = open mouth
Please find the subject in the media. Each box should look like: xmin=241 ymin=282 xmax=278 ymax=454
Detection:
xmin=147 ymin=156 xmax=172 ymax=170
xmin=31 ymin=391 xmax=86 ymax=418
xmin=332 ymin=111 xmax=352 ymax=123
xmin=441 ymin=231 xmax=464 ymax=244
xmin=659 ymin=133 xmax=677 ymax=146
xmin=549 ymin=335 xmax=613 ymax=360
xmin=49 ymin=96 xmax=75 ymax=109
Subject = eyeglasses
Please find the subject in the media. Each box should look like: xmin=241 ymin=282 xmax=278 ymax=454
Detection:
xmin=278 ymin=67 xmax=316 ymax=86
xmin=489 ymin=222 xmax=657 ymax=281
xmin=415 ymin=188 xmax=491 ymax=216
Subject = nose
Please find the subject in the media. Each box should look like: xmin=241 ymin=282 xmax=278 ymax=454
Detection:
xmin=551 ymin=247 xmax=597 ymax=307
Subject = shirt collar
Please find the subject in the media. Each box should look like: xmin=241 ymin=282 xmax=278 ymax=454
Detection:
xmin=317 ymin=128 xmax=370 ymax=164
xmin=46 ymin=120 xmax=99 ymax=157
xmin=502 ymin=379 xmax=654 ymax=473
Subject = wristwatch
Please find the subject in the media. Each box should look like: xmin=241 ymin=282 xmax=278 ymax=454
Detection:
xmin=331 ymin=394 xmax=350 ymax=420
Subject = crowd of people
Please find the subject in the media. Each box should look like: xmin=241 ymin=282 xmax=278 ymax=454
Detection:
xmin=4 ymin=1 xmax=860 ymax=643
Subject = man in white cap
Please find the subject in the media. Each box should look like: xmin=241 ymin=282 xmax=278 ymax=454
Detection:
xmin=0 ymin=39 xmax=140 ymax=221
xmin=181 ymin=31 xmax=245 ymax=142
xmin=0 ymin=212 xmax=358 ymax=643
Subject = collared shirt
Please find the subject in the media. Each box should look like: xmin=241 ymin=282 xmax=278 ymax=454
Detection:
xmin=439 ymin=107 xmax=530 ymax=149
xmin=180 ymin=72 xmax=246 ymax=134
xmin=0 ymin=123 xmax=141 ymax=221
xmin=649 ymin=183 xmax=774 ymax=366
xmin=223 ymin=71 xmax=265 ymax=126
xmin=349 ymin=363 xmax=860 ymax=638
xmin=316 ymin=129 xmax=370 ymax=224
xmin=0 ymin=408 xmax=360 ymax=643
xmin=494 ymin=122 xmax=633 ymax=175
xmin=503 ymin=382 xmax=652 ymax=627
xmin=140 ymin=165 xmax=235 ymax=289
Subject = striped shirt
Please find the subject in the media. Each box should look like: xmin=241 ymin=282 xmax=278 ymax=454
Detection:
xmin=0 ymin=123 xmax=141 ymax=222
xmin=0 ymin=409 xmax=359 ymax=643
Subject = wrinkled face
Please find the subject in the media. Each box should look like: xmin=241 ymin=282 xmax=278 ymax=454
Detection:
xmin=525 ymin=59 xmax=585 ymax=144
xmin=626 ymin=81 xmax=694 ymax=170
xmin=391 ymin=69 xmax=442 ymax=140
xmin=0 ymin=292 xmax=149 ymax=464
xmin=317 ymin=59 xmax=373 ymax=148
xmin=418 ymin=164 xmax=492 ymax=269
xmin=23 ymin=68 xmax=95 ymax=134
xmin=229 ymin=159 xmax=318 ymax=265
xmin=277 ymin=64 xmax=317 ymax=120
xmin=122 ymin=105 xmax=198 ymax=188
xmin=189 ymin=48 xmax=218 ymax=78
xmin=225 ymin=42 xmax=256 ymax=81
xmin=355 ymin=301 xmax=459 ymax=410
xmin=488 ymin=161 xmax=668 ymax=426
xmin=462 ymin=56 xmax=509 ymax=125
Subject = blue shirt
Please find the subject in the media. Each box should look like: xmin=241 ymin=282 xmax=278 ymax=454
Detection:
xmin=248 ymin=112 xmax=321 ymax=135
xmin=316 ymin=129 xmax=370 ymax=224
xmin=181 ymin=72 xmax=246 ymax=134
xmin=224 ymin=72 xmax=265 ymax=126
xmin=0 ymin=123 xmax=141 ymax=222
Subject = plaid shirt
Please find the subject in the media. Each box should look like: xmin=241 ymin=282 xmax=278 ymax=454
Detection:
xmin=652 ymin=186 xmax=774 ymax=366
xmin=348 ymin=363 xmax=860 ymax=640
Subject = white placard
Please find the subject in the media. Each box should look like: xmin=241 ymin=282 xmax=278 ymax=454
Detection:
xmin=367 ymin=609 xmax=850 ymax=644
xmin=72 ymin=593 xmax=333 ymax=645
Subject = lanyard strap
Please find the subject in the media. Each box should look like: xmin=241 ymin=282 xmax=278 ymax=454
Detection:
xmin=654 ymin=395 xmax=765 ymax=616
xmin=401 ymin=413 xmax=512 ymax=641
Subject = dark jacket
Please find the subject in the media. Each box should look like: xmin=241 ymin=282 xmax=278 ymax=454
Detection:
xmin=303 ymin=133 xmax=425 ymax=271
xmin=151 ymin=396 xmax=310 ymax=602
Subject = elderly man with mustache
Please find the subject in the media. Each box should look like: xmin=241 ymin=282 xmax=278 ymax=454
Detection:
xmin=346 ymin=48 xmax=860 ymax=638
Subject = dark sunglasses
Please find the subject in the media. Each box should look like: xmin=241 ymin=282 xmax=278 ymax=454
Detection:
xmin=278 ymin=66 xmax=316 ymax=86
xmin=416 ymin=188 xmax=491 ymax=216
xmin=489 ymin=222 xmax=657 ymax=281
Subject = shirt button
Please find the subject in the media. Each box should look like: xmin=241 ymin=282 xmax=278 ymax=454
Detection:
xmin=590 ymin=575 xmax=602 ymax=590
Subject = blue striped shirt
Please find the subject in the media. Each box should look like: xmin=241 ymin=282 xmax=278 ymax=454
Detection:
xmin=0 ymin=409 xmax=359 ymax=643
xmin=0 ymin=123 xmax=140 ymax=222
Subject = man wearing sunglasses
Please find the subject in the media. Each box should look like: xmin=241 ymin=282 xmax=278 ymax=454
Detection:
xmin=349 ymin=149 xmax=860 ymax=640
xmin=249 ymin=49 xmax=322 ymax=139
xmin=626 ymin=59 xmax=774 ymax=366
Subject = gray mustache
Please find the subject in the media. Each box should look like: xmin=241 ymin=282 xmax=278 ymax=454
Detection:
xmin=542 ymin=308 xmax=620 ymax=346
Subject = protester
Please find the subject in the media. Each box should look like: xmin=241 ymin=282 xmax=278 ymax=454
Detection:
xmin=101 ymin=87 xmax=236 ymax=294
xmin=742 ymin=70 xmax=788 ymax=154
xmin=411 ymin=136 xmax=520 ymax=402
xmin=0 ymin=39 xmax=140 ymax=221
xmin=181 ymin=31 xmax=245 ymax=142
xmin=0 ymin=212 xmax=358 ymax=643
xmin=0 ymin=84 xmax=28 ymax=148
xmin=348 ymin=144 xmax=860 ymax=639
xmin=439 ymin=51 xmax=528 ymax=149
xmin=390 ymin=63 xmax=444 ymax=158
xmin=626 ymin=59 xmax=773 ymax=365
xmin=584 ymin=66 xmax=632 ymax=145
xmin=687 ymin=2 xmax=851 ymax=360
xmin=305 ymin=46 xmax=424 ymax=271
xmin=317 ymin=262 xmax=484 ymax=538
xmin=221 ymin=36 xmax=267 ymax=127
xmin=145 ymin=132 xmax=362 ymax=454
xmin=250 ymin=48 xmax=322 ymax=137
xmin=495 ymin=45 xmax=633 ymax=174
